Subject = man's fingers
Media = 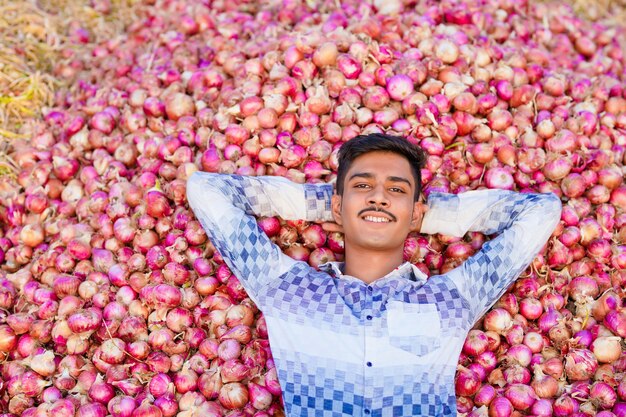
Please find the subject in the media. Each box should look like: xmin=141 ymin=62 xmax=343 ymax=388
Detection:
xmin=321 ymin=222 xmax=344 ymax=233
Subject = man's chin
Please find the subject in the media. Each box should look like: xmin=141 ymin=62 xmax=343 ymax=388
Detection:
xmin=347 ymin=238 xmax=404 ymax=253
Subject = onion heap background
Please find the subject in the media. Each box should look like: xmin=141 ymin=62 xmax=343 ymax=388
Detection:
xmin=0 ymin=0 xmax=625 ymax=416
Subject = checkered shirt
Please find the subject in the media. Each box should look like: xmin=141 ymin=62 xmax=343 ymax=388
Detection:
xmin=186 ymin=172 xmax=562 ymax=417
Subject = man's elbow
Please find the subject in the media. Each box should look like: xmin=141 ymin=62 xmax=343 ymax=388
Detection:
xmin=186 ymin=171 xmax=205 ymax=210
xmin=541 ymin=192 xmax=562 ymax=227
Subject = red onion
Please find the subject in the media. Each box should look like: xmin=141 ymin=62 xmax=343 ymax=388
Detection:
xmin=149 ymin=373 xmax=172 ymax=398
xmin=484 ymin=167 xmax=514 ymax=190
xmin=29 ymin=350 xmax=55 ymax=377
xmin=495 ymin=293 xmax=519 ymax=316
xmin=504 ymin=383 xmax=536 ymax=411
xmin=591 ymin=381 xmax=618 ymax=410
xmin=505 ymin=344 xmax=533 ymax=367
xmin=531 ymin=366 xmax=559 ymax=399
xmin=198 ymin=368 xmax=222 ymax=400
xmin=474 ymin=383 xmax=496 ymax=407
xmin=614 ymin=403 xmax=626 ymax=417
xmin=386 ymin=74 xmax=414 ymax=101
xmin=46 ymin=399 xmax=76 ymax=417
xmin=592 ymin=337 xmax=622 ymax=363
xmin=8 ymin=313 xmax=35 ymax=335
xmin=336 ymin=54 xmax=361 ymax=79
xmin=503 ymin=364 xmax=531 ymax=385
xmin=565 ymin=348 xmax=599 ymax=381
xmin=219 ymin=382 xmax=249 ymax=410
xmin=67 ymin=308 xmax=102 ymax=335
xmin=131 ymin=401 xmax=162 ymax=417
xmin=456 ymin=395 xmax=474 ymax=414
xmin=88 ymin=375 xmax=115 ymax=404
xmin=154 ymin=394 xmax=178 ymax=417
xmin=21 ymin=370 xmax=49 ymax=397
xmin=455 ymin=366 xmax=481 ymax=396
xmin=152 ymin=284 xmax=181 ymax=308
xmin=538 ymin=309 xmax=563 ymax=334
xmin=593 ymin=291 xmax=622 ymax=321
xmin=605 ymin=310 xmax=626 ymax=338
xmin=100 ymin=338 xmax=126 ymax=364
xmin=146 ymin=351 xmax=172 ymax=374
xmin=248 ymin=381 xmax=273 ymax=411
xmin=258 ymin=217 xmax=281 ymax=237
xmin=523 ymin=332 xmax=544 ymax=353
xmin=540 ymin=356 xmax=565 ymax=380
xmin=107 ymin=395 xmax=136 ymax=417
xmin=489 ymin=396 xmax=513 ymax=417
xmin=174 ymin=364 xmax=198 ymax=394
xmin=463 ymin=329 xmax=489 ymax=356
xmin=217 ymin=338 xmax=241 ymax=362
xmin=518 ymin=297 xmax=543 ymax=320
xmin=78 ymin=402 xmax=107 ymax=417
xmin=531 ymin=398 xmax=554 ymax=417
xmin=483 ymin=308 xmax=513 ymax=335
xmin=553 ymin=394 xmax=579 ymax=417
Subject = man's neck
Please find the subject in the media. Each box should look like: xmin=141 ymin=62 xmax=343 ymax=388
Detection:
xmin=342 ymin=248 xmax=405 ymax=284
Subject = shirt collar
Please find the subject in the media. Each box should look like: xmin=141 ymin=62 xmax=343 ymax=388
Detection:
xmin=318 ymin=261 xmax=428 ymax=286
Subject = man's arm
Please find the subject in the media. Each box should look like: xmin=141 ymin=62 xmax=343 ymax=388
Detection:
xmin=186 ymin=172 xmax=334 ymax=305
xmin=420 ymin=189 xmax=562 ymax=325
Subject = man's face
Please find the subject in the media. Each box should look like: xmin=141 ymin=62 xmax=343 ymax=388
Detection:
xmin=331 ymin=151 xmax=424 ymax=254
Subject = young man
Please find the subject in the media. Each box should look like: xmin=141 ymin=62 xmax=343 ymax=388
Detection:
xmin=186 ymin=133 xmax=562 ymax=417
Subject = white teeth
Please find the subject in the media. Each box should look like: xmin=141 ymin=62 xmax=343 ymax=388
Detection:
xmin=364 ymin=215 xmax=390 ymax=223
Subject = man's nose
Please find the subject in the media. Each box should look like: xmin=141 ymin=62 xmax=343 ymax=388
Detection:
xmin=368 ymin=187 xmax=389 ymax=206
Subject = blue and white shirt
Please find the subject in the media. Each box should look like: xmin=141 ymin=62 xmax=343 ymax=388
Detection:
xmin=186 ymin=172 xmax=562 ymax=417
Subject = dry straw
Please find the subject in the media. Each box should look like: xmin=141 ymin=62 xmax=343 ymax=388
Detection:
xmin=0 ymin=0 xmax=139 ymax=136
xmin=0 ymin=0 xmax=139 ymax=176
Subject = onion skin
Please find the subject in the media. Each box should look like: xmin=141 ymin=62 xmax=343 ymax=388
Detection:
xmin=565 ymin=349 xmax=599 ymax=381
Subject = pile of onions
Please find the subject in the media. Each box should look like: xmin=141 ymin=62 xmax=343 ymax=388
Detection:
xmin=0 ymin=0 xmax=624 ymax=415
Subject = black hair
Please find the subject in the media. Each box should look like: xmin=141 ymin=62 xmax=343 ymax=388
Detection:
xmin=336 ymin=133 xmax=427 ymax=202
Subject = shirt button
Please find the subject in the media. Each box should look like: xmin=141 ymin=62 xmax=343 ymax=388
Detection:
xmin=366 ymin=361 xmax=372 ymax=367
xmin=365 ymin=410 xmax=371 ymax=415
xmin=367 ymin=286 xmax=373 ymax=292
xmin=366 ymin=315 xmax=372 ymax=320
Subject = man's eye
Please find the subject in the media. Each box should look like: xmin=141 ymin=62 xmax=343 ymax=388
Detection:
xmin=390 ymin=187 xmax=405 ymax=193
xmin=355 ymin=184 xmax=369 ymax=188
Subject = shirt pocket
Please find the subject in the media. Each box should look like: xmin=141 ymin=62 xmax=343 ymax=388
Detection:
xmin=386 ymin=301 xmax=442 ymax=356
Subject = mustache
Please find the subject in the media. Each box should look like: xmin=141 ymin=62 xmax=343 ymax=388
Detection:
xmin=358 ymin=207 xmax=397 ymax=222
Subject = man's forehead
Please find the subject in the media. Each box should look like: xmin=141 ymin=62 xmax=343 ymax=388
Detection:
xmin=347 ymin=153 xmax=414 ymax=182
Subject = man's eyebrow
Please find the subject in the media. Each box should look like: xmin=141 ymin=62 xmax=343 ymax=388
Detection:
xmin=348 ymin=172 xmax=413 ymax=187
xmin=348 ymin=172 xmax=374 ymax=181
xmin=388 ymin=176 xmax=412 ymax=186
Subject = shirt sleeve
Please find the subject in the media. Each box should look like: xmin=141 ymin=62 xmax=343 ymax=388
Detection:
xmin=420 ymin=189 xmax=562 ymax=325
xmin=186 ymin=172 xmax=334 ymax=305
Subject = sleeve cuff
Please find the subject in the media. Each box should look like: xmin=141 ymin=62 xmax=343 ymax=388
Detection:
xmin=419 ymin=192 xmax=466 ymax=237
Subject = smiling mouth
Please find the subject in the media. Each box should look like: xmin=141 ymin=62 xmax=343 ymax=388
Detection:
xmin=358 ymin=207 xmax=397 ymax=223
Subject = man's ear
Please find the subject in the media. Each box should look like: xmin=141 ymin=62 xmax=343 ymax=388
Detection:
xmin=410 ymin=201 xmax=428 ymax=231
xmin=331 ymin=194 xmax=343 ymax=226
